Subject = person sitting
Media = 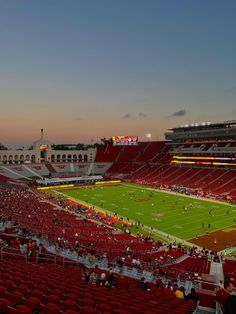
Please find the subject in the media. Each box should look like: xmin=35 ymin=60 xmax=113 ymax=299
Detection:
xmin=224 ymin=293 xmax=236 ymax=314
xmin=175 ymin=286 xmax=185 ymax=299
xmin=186 ymin=288 xmax=199 ymax=304
xmin=97 ymin=272 xmax=106 ymax=286
xmin=165 ymin=281 xmax=174 ymax=291
xmin=105 ymin=271 xmax=116 ymax=287
xmin=88 ymin=270 xmax=98 ymax=284
xmin=156 ymin=277 xmax=164 ymax=289
xmin=137 ymin=277 xmax=149 ymax=290
xmin=216 ymin=278 xmax=235 ymax=313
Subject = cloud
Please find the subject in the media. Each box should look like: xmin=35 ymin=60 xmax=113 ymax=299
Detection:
xmin=123 ymin=113 xmax=131 ymax=119
xmin=225 ymin=85 xmax=236 ymax=93
xmin=75 ymin=117 xmax=82 ymax=120
xmin=169 ymin=109 xmax=187 ymax=118
xmin=122 ymin=112 xmax=147 ymax=119
xmin=138 ymin=112 xmax=147 ymax=118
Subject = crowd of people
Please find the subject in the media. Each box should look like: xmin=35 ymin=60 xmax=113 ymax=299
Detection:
xmin=0 ymin=181 xmax=236 ymax=313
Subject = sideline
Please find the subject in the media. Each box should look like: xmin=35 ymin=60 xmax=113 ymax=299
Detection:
xmin=122 ymin=182 xmax=236 ymax=207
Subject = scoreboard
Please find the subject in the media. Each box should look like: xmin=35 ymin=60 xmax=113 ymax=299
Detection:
xmin=40 ymin=144 xmax=49 ymax=150
xmin=112 ymin=135 xmax=138 ymax=146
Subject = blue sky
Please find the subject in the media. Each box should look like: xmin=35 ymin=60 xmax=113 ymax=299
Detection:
xmin=0 ymin=0 xmax=236 ymax=146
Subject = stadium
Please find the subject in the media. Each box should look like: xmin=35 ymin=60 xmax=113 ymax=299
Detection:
xmin=0 ymin=121 xmax=235 ymax=314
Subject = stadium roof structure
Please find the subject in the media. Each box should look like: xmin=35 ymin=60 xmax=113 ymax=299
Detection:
xmin=170 ymin=120 xmax=236 ymax=132
xmin=165 ymin=120 xmax=236 ymax=142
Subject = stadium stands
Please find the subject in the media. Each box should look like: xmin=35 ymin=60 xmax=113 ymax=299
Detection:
xmin=0 ymin=137 xmax=235 ymax=200
xmin=0 ymin=181 xmax=223 ymax=312
xmin=0 ymin=124 xmax=236 ymax=314
xmin=0 ymin=258 xmax=197 ymax=314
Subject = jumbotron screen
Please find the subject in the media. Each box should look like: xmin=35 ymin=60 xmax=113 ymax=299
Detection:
xmin=112 ymin=135 xmax=138 ymax=146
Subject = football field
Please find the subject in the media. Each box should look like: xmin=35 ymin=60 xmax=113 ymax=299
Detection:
xmin=55 ymin=183 xmax=236 ymax=242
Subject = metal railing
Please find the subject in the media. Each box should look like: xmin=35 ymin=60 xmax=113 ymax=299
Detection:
xmin=0 ymin=246 xmax=81 ymax=267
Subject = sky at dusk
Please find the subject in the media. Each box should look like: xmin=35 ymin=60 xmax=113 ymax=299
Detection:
xmin=0 ymin=0 xmax=236 ymax=147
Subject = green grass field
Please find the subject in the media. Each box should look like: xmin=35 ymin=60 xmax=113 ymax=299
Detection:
xmin=56 ymin=183 xmax=236 ymax=241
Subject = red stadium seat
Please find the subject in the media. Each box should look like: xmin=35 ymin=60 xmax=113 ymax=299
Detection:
xmin=40 ymin=302 xmax=60 ymax=314
xmin=0 ymin=298 xmax=10 ymax=312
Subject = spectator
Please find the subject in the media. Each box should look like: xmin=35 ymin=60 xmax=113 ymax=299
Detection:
xmin=88 ymin=270 xmax=98 ymax=284
xmin=165 ymin=281 xmax=174 ymax=292
xmin=137 ymin=277 xmax=149 ymax=290
xmin=216 ymin=278 xmax=234 ymax=312
xmin=218 ymin=280 xmax=224 ymax=289
xmin=175 ymin=286 xmax=185 ymax=299
xmin=224 ymin=295 xmax=236 ymax=314
xmin=97 ymin=272 xmax=106 ymax=286
xmin=186 ymin=288 xmax=199 ymax=304
xmin=38 ymin=243 xmax=46 ymax=262
xmin=106 ymin=271 xmax=116 ymax=287
xmin=156 ymin=277 xmax=164 ymax=289
xmin=20 ymin=242 xmax=28 ymax=255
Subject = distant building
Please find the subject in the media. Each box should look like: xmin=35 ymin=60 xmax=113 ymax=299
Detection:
xmin=0 ymin=129 xmax=96 ymax=164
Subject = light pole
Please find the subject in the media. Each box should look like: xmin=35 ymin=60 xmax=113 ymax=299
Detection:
xmin=145 ymin=133 xmax=152 ymax=141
